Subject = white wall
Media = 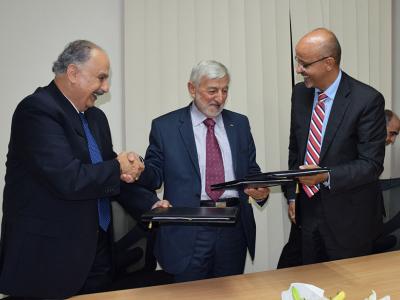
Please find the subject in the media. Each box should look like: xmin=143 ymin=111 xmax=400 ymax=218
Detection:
xmin=0 ymin=0 xmax=125 ymax=226
xmin=0 ymin=0 xmax=397 ymax=281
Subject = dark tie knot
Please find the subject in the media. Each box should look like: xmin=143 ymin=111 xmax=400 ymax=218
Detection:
xmin=318 ymin=92 xmax=328 ymax=102
xmin=203 ymin=118 xmax=216 ymax=128
xmin=79 ymin=112 xmax=87 ymax=122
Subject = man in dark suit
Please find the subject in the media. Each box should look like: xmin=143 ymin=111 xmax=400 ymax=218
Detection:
xmin=0 ymin=40 xmax=167 ymax=298
xmin=385 ymin=109 xmax=400 ymax=146
xmin=132 ymin=60 xmax=269 ymax=282
xmin=287 ymin=28 xmax=386 ymax=264
xmin=371 ymin=109 xmax=400 ymax=253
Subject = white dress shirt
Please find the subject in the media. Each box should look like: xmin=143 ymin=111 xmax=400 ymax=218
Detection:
xmin=190 ymin=103 xmax=239 ymax=200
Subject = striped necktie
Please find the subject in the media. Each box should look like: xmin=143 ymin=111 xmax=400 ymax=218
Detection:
xmin=303 ymin=93 xmax=327 ymax=198
xmin=79 ymin=112 xmax=111 ymax=231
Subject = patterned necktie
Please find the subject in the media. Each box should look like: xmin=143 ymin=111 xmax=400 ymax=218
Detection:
xmin=204 ymin=118 xmax=225 ymax=201
xmin=79 ymin=112 xmax=111 ymax=231
xmin=303 ymin=93 xmax=327 ymax=198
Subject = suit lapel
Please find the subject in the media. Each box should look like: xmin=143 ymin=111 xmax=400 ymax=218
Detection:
xmin=320 ymin=74 xmax=351 ymax=161
xmin=47 ymin=81 xmax=85 ymax=138
xmin=299 ymin=89 xmax=315 ymax=162
xmin=222 ymin=111 xmax=238 ymax=175
xmin=178 ymin=105 xmax=201 ymax=178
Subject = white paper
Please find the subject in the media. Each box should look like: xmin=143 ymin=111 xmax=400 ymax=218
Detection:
xmin=281 ymin=282 xmax=326 ymax=300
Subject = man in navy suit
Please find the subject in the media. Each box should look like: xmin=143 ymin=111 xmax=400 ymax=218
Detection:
xmin=134 ymin=60 xmax=270 ymax=282
xmin=287 ymin=28 xmax=386 ymax=264
xmin=0 ymin=40 xmax=167 ymax=298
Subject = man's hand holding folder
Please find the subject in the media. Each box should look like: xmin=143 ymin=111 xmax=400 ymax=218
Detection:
xmin=211 ymin=167 xmax=330 ymax=191
xmin=151 ymin=199 xmax=172 ymax=209
xmin=297 ymin=164 xmax=329 ymax=186
xmin=244 ymin=187 xmax=270 ymax=203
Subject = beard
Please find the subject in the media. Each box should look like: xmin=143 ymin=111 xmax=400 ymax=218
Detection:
xmin=194 ymin=98 xmax=225 ymax=118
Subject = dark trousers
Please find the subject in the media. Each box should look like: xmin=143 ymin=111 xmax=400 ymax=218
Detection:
xmin=277 ymin=222 xmax=302 ymax=269
xmin=174 ymin=220 xmax=247 ymax=283
xmin=299 ymin=191 xmax=371 ymax=264
xmin=78 ymin=228 xmax=113 ymax=295
xmin=3 ymin=229 xmax=113 ymax=300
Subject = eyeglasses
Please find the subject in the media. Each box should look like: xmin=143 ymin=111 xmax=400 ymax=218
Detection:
xmin=295 ymin=56 xmax=330 ymax=69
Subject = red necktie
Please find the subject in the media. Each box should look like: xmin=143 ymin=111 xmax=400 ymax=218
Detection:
xmin=204 ymin=118 xmax=225 ymax=201
xmin=303 ymin=93 xmax=327 ymax=198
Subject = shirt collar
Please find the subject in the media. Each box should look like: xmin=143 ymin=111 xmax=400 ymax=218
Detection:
xmin=53 ymin=80 xmax=82 ymax=114
xmin=315 ymin=69 xmax=342 ymax=101
xmin=63 ymin=94 xmax=82 ymax=114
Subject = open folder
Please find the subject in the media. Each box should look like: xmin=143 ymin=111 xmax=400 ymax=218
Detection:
xmin=211 ymin=167 xmax=330 ymax=190
xmin=141 ymin=207 xmax=238 ymax=224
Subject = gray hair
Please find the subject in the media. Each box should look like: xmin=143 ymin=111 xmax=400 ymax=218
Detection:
xmin=52 ymin=40 xmax=102 ymax=75
xmin=189 ymin=60 xmax=230 ymax=86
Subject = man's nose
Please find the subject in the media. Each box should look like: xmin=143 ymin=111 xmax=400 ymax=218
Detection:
xmin=215 ymin=90 xmax=225 ymax=102
xmin=102 ymin=79 xmax=110 ymax=93
xmin=295 ymin=64 xmax=304 ymax=74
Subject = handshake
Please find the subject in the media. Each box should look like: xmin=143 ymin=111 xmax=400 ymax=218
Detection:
xmin=116 ymin=151 xmax=145 ymax=183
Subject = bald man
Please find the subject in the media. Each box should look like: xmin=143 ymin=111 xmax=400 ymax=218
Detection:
xmin=287 ymin=28 xmax=386 ymax=264
xmin=385 ymin=109 xmax=400 ymax=145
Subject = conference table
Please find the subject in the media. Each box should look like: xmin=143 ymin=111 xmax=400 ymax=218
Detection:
xmin=72 ymin=250 xmax=400 ymax=299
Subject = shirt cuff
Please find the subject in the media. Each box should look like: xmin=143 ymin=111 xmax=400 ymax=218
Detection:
xmin=322 ymin=172 xmax=331 ymax=189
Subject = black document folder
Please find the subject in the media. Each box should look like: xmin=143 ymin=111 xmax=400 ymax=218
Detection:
xmin=211 ymin=167 xmax=330 ymax=190
xmin=245 ymin=167 xmax=330 ymax=180
xmin=141 ymin=207 xmax=238 ymax=224
xmin=211 ymin=178 xmax=293 ymax=190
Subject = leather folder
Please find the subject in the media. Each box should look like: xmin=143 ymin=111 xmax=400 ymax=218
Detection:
xmin=245 ymin=167 xmax=330 ymax=180
xmin=211 ymin=178 xmax=293 ymax=190
xmin=211 ymin=167 xmax=330 ymax=190
xmin=141 ymin=207 xmax=238 ymax=224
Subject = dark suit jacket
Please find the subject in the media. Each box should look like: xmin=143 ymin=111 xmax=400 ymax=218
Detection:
xmin=138 ymin=104 xmax=263 ymax=274
xmin=287 ymin=72 xmax=386 ymax=249
xmin=0 ymin=81 xmax=155 ymax=298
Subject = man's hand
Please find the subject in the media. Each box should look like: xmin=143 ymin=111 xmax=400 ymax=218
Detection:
xmin=297 ymin=164 xmax=328 ymax=186
xmin=288 ymin=201 xmax=296 ymax=224
xmin=244 ymin=187 xmax=270 ymax=201
xmin=117 ymin=151 xmax=145 ymax=183
xmin=151 ymin=199 xmax=172 ymax=209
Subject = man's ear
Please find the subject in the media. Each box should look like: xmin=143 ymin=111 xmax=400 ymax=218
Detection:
xmin=187 ymin=81 xmax=196 ymax=99
xmin=325 ymin=57 xmax=336 ymax=71
xmin=66 ymin=64 xmax=79 ymax=83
